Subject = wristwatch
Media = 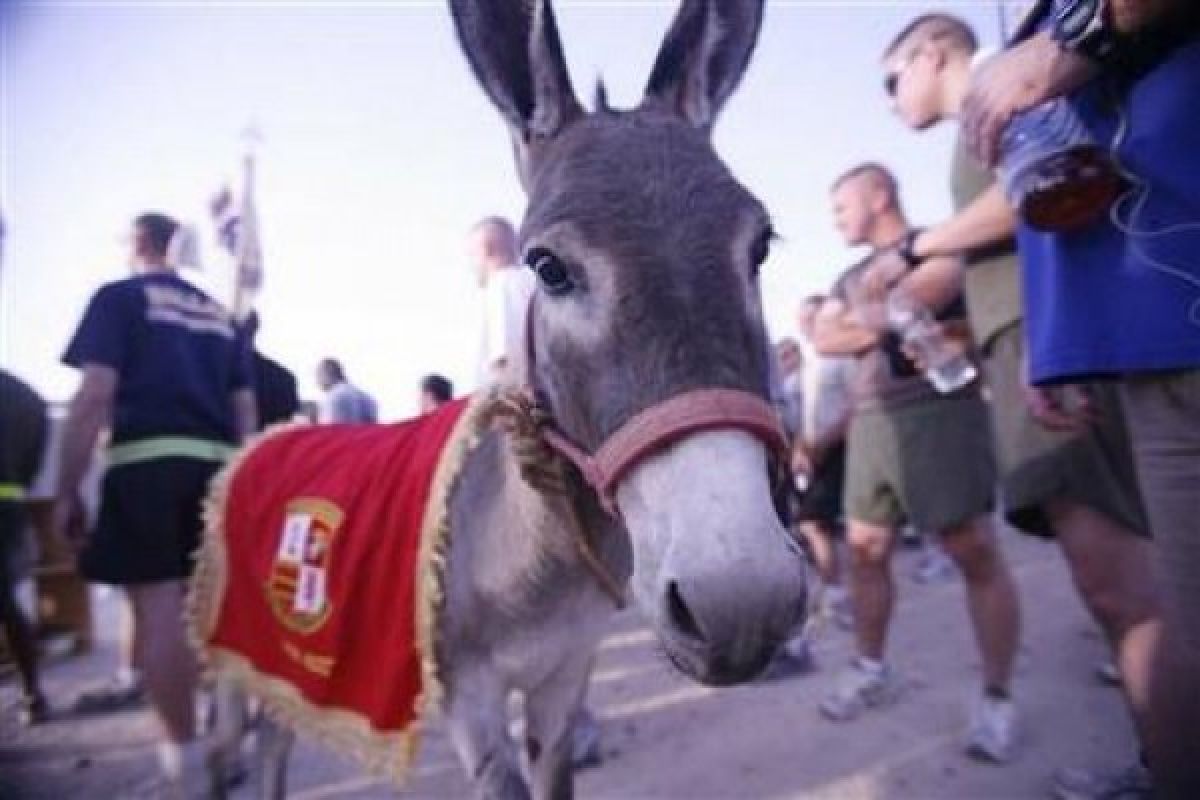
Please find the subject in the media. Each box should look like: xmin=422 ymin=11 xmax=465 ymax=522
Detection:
xmin=1051 ymin=0 xmax=1119 ymax=64
xmin=896 ymin=228 xmax=924 ymax=269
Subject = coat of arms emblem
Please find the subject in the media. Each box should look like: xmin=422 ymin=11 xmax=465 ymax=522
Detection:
xmin=266 ymin=497 xmax=343 ymax=634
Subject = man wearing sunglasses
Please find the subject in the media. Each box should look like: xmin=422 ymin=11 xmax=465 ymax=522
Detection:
xmin=871 ymin=13 xmax=1166 ymax=798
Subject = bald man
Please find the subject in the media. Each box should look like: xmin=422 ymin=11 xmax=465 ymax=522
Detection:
xmin=468 ymin=216 xmax=537 ymax=385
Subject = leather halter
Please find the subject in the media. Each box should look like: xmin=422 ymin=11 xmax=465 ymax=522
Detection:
xmin=522 ymin=296 xmax=790 ymax=517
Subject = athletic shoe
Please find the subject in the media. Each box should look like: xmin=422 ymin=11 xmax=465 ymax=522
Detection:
xmin=74 ymin=677 xmax=145 ymax=714
xmin=571 ymin=707 xmax=602 ymax=769
xmin=912 ymin=547 xmax=957 ymax=584
xmin=1095 ymin=661 xmax=1122 ymax=687
xmin=965 ymin=693 xmax=1017 ymax=763
xmin=18 ymin=693 xmax=50 ymax=726
xmin=820 ymin=658 xmax=900 ymax=721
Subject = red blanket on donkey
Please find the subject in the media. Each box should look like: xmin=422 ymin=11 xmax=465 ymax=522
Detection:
xmin=189 ymin=396 xmax=479 ymax=781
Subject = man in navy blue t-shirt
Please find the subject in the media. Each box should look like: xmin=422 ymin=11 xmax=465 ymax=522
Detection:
xmin=54 ymin=212 xmax=256 ymax=793
xmin=964 ymin=2 xmax=1200 ymax=795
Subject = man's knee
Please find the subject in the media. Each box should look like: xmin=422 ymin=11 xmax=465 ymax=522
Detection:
xmin=847 ymin=522 xmax=892 ymax=567
xmin=938 ymin=516 xmax=1000 ymax=580
xmin=1054 ymin=507 xmax=1160 ymax=634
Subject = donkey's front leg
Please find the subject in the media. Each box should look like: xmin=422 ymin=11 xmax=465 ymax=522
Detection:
xmin=447 ymin=670 xmax=529 ymax=800
xmin=204 ymin=679 xmax=248 ymax=799
xmin=523 ymin=653 xmax=595 ymax=800
xmin=255 ymin=715 xmax=294 ymax=800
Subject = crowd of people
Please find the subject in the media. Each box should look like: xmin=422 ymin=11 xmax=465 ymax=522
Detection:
xmin=1 ymin=1 xmax=1197 ymax=798
xmin=768 ymin=5 xmax=1199 ymax=798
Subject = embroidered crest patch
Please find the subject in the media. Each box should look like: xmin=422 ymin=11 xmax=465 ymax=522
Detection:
xmin=266 ymin=497 xmax=344 ymax=634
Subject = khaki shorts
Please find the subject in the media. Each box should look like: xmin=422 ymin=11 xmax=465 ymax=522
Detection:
xmin=1120 ymin=369 xmax=1200 ymax=650
xmin=845 ymin=391 xmax=995 ymax=532
xmin=982 ymin=323 xmax=1149 ymax=538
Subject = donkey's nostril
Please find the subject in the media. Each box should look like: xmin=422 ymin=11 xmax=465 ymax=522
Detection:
xmin=666 ymin=581 xmax=705 ymax=643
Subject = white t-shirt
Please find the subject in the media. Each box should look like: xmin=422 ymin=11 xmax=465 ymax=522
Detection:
xmin=478 ymin=266 xmax=537 ymax=385
xmin=798 ymin=336 xmax=855 ymax=445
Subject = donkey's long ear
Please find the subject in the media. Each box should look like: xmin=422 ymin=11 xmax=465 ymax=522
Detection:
xmin=449 ymin=0 xmax=582 ymax=181
xmin=642 ymin=0 xmax=765 ymax=133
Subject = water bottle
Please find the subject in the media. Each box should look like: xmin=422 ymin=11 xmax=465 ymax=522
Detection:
xmin=998 ymin=97 xmax=1122 ymax=232
xmin=885 ymin=291 xmax=977 ymax=394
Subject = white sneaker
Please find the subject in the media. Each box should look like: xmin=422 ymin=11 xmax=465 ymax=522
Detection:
xmin=965 ymin=694 xmax=1017 ymax=763
xmin=571 ymin=707 xmax=602 ymax=769
xmin=157 ymin=741 xmax=214 ymax=800
xmin=1095 ymin=661 xmax=1122 ymax=687
xmin=912 ymin=547 xmax=957 ymax=584
xmin=820 ymin=658 xmax=900 ymax=721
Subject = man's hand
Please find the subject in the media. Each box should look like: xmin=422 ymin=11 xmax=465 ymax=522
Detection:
xmin=51 ymin=493 xmax=87 ymax=553
xmin=791 ymin=441 xmax=814 ymax=478
xmin=1024 ymin=383 xmax=1100 ymax=433
xmin=811 ymin=297 xmax=881 ymax=357
xmin=852 ymin=302 xmax=890 ymax=334
xmin=963 ymin=31 xmax=1098 ymax=167
xmin=900 ymin=319 xmax=973 ymax=371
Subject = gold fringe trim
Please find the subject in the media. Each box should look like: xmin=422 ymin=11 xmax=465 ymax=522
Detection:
xmin=187 ymin=399 xmax=490 ymax=785
xmin=412 ymin=392 xmax=494 ymax=727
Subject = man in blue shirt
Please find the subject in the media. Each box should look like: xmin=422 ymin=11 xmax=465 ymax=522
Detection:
xmin=872 ymin=14 xmax=1164 ymax=789
xmin=965 ymin=2 xmax=1200 ymax=795
xmin=315 ymin=358 xmax=377 ymax=424
xmin=54 ymin=212 xmax=256 ymax=795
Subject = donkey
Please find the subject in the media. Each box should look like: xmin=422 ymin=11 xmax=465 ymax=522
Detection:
xmin=234 ymin=1 xmax=805 ymax=797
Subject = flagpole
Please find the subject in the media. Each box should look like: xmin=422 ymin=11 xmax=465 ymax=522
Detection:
xmin=233 ymin=124 xmax=263 ymax=322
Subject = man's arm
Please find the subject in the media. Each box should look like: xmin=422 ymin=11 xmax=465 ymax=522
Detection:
xmin=895 ymin=253 xmax=966 ymax=313
xmin=914 ymin=185 xmax=1017 ymax=260
xmin=56 ymin=366 xmax=114 ymax=500
xmin=861 ymin=250 xmax=967 ymax=314
xmin=811 ymin=299 xmax=880 ymax=357
xmin=963 ymin=30 xmax=1098 ymax=166
xmin=966 ymin=0 xmax=1195 ymax=165
xmin=54 ymin=365 xmax=116 ymax=544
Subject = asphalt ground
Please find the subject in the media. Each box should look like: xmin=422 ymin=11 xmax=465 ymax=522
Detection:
xmin=1 ymin=526 xmax=1134 ymax=799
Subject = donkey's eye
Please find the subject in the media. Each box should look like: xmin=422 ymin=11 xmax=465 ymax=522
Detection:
xmin=526 ymin=248 xmax=575 ymax=296
xmin=749 ymin=229 xmax=774 ymax=276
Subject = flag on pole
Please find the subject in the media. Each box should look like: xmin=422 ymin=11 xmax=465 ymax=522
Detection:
xmin=210 ymin=138 xmax=263 ymax=322
xmin=210 ymin=186 xmax=240 ymax=257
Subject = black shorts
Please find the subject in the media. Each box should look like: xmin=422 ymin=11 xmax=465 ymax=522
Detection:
xmin=795 ymin=443 xmax=845 ymax=526
xmin=0 ymin=502 xmax=31 ymax=586
xmin=81 ymin=458 xmax=221 ymax=585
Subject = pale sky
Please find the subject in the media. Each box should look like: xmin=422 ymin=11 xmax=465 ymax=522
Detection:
xmin=1 ymin=1 xmax=1014 ymax=418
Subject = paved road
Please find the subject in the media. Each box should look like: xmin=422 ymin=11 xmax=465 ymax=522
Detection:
xmin=1 ymin=528 xmax=1135 ymax=799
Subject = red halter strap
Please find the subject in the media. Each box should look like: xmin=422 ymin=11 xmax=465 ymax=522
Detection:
xmin=523 ymin=297 xmax=789 ymax=516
